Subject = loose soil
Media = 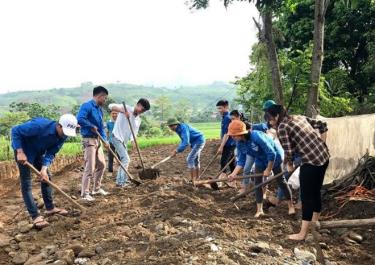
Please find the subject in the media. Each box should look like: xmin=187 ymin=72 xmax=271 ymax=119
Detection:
xmin=0 ymin=140 xmax=374 ymax=265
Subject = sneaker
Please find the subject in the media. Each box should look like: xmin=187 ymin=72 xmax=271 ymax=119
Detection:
xmin=92 ymin=188 xmax=109 ymax=196
xmin=81 ymin=194 xmax=95 ymax=202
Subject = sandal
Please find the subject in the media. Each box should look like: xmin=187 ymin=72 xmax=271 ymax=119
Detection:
xmin=45 ymin=208 xmax=68 ymax=216
xmin=33 ymin=216 xmax=49 ymax=228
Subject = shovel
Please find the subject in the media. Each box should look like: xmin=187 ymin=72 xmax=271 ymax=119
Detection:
xmin=122 ymin=102 xmax=159 ymax=180
xmin=96 ymin=132 xmax=141 ymax=185
xmin=25 ymin=161 xmax=87 ymax=213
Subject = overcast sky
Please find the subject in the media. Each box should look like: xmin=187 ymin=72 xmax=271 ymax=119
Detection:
xmin=0 ymin=0 xmax=258 ymax=93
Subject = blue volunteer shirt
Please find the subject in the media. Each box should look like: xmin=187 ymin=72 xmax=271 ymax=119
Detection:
xmin=106 ymin=120 xmax=115 ymax=142
xmin=251 ymin=122 xmax=269 ymax=133
xmin=11 ymin=117 xmax=67 ymax=167
xmin=175 ymin=123 xmax=205 ymax=153
xmin=221 ymin=112 xmax=235 ymax=147
xmin=236 ymin=130 xmax=284 ymax=169
xmin=77 ymin=99 xmax=107 ymax=140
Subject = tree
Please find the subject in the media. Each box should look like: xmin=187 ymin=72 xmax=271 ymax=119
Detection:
xmin=173 ymin=99 xmax=192 ymax=123
xmin=0 ymin=112 xmax=30 ymax=136
xmin=153 ymin=96 xmax=173 ymax=122
xmin=9 ymin=102 xmax=60 ymax=120
xmin=306 ymin=0 xmax=329 ymax=117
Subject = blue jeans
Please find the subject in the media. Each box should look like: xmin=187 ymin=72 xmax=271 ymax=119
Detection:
xmin=277 ymin=156 xmax=302 ymax=201
xmin=16 ymin=155 xmax=54 ymax=220
xmin=112 ymin=137 xmax=130 ymax=186
xmin=187 ymin=142 xmax=205 ymax=169
xmin=242 ymin=155 xmax=255 ymax=186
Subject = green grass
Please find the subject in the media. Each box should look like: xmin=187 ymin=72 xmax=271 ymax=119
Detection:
xmin=0 ymin=122 xmax=221 ymax=161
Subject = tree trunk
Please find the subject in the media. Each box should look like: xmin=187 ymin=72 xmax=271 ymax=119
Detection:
xmin=306 ymin=0 xmax=326 ymax=118
xmin=261 ymin=11 xmax=284 ymax=105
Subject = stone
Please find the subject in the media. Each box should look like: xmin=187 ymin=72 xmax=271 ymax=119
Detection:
xmin=36 ymin=199 xmax=45 ymax=209
xmin=17 ymin=221 xmax=33 ymax=234
xmin=95 ymin=246 xmax=104 ymax=255
xmin=24 ymin=253 xmax=44 ymax=265
xmin=249 ymin=241 xmax=270 ymax=253
xmin=99 ymin=258 xmax=111 ymax=265
xmin=57 ymin=249 xmax=75 ymax=265
xmin=78 ymin=248 xmax=96 ymax=258
xmin=294 ymin=248 xmax=316 ymax=264
xmin=74 ymin=258 xmax=89 ymax=265
xmin=12 ymin=252 xmax=29 ymax=265
xmin=19 ymin=242 xmax=36 ymax=252
xmin=348 ymin=231 xmax=363 ymax=243
xmin=14 ymin=234 xmax=29 ymax=243
xmin=68 ymin=243 xmax=84 ymax=256
xmin=53 ymin=261 xmax=68 ymax=265
xmin=0 ymin=233 xmax=11 ymax=247
xmin=44 ymin=245 xmax=57 ymax=255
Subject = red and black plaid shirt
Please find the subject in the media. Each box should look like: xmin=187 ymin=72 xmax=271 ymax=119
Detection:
xmin=278 ymin=115 xmax=330 ymax=166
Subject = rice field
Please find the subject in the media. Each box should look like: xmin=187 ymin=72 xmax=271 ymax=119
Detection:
xmin=0 ymin=122 xmax=221 ymax=161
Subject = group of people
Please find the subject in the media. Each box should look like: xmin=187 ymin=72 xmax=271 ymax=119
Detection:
xmin=11 ymin=86 xmax=330 ymax=241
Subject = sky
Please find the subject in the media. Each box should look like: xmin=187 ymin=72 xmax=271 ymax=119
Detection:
xmin=0 ymin=0 xmax=259 ymax=93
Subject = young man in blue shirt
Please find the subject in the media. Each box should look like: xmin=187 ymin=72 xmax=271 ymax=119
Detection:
xmin=12 ymin=114 xmax=78 ymax=228
xmin=106 ymin=110 xmax=119 ymax=173
xmin=77 ymin=86 xmax=110 ymax=201
xmin=167 ymin=118 xmax=205 ymax=183
xmin=216 ymin=100 xmax=236 ymax=174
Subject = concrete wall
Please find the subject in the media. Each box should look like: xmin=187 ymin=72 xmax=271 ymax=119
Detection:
xmin=323 ymin=113 xmax=375 ymax=183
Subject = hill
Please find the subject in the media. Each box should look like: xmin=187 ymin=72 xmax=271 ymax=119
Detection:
xmin=0 ymin=81 xmax=237 ymax=111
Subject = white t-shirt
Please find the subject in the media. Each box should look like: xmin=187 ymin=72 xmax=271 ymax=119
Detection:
xmin=109 ymin=104 xmax=141 ymax=143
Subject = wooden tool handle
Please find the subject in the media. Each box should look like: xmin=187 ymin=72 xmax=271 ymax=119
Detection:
xmin=213 ymin=156 xmax=236 ymax=180
xmin=96 ymin=132 xmax=141 ymax=185
xmin=151 ymin=156 xmax=172 ymax=169
xmin=198 ymin=152 xmax=219 ymax=179
xmin=122 ymin=101 xmax=145 ymax=170
xmin=231 ymin=171 xmax=286 ymax=202
xmin=194 ymin=173 xmax=263 ymax=186
xmin=25 ymin=162 xmax=86 ymax=212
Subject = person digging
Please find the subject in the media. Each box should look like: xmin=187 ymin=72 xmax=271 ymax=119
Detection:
xmin=227 ymin=120 xmax=295 ymax=218
xmin=11 ymin=114 xmax=78 ymax=228
xmin=167 ymin=118 xmax=205 ymax=184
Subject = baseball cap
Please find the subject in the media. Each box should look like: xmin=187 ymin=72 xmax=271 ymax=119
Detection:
xmin=262 ymin=100 xmax=276 ymax=111
xmin=59 ymin=114 xmax=78 ymax=137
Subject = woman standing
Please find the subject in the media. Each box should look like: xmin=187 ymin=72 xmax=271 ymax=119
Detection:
xmin=265 ymin=105 xmax=329 ymax=241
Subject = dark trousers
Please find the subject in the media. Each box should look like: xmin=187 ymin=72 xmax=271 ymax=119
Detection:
xmin=300 ymin=161 xmax=329 ymax=221
xmin=108 ymin=142 xmax=119 ymax=172
xmin=16 ymin=155 xmax=54 ymax=220
xmin=220 ymin=145 xmax=236 ymax=173
xmin=254 ymin=164 xmax=291 ymax=203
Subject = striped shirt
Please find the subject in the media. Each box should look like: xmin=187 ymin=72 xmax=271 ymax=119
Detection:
xmin=277 ymin=115 xmax=329 ymax=166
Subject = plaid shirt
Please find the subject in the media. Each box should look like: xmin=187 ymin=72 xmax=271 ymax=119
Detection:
xmin=277 ymin=115 xmax=329 ymax=166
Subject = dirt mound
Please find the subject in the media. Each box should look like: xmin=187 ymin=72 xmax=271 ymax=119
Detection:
xmin=0 ymin=140 xmax=374 ymax=265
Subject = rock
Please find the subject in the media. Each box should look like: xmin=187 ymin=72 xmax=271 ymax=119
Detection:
xmin=19 ymin=242 xmax=36 ymax=252
xmin=53 ymin=261 xmax=68 ymax=265
xmin=348 ymin=231 xmax=363 ymax=243
xmin=95 ymin=246 xmax=104 ymax=255
xmin=24 ymin=253 xmax=44 ymax=265
xmin=78 ymin=248 xmax=96 ymax=258
xmin=71 ymin=196 xmax=78 ymax=200
xmin=57 ymin=249 xmax=75 ymax=265
xmin=68 ymin=243 xmax=84 ymax=256
xmin=74 ymin=258 xmax=89 ymax=265
xmin=334 ymin=228 xmax=348 ymax=236
xmin=44 ymin=245 xmax=57 ymax=255
xmin=17 ymin=221 xmax=33 ymax=234
xmin=154 ymin=223 xmax=164 ymax=232
xmin=12 ymin=252 xmax=29 ymax=265
xmin=36 ymin=199 xmax=45 ymax=209
xmin=294 ymin=248 xmax=316 ymax=264
xmin=0 ymin=233 xmax=11 ymax=247
xmin=99 ymin=258 xmax=111 ymax=265
xmin=319 ymin=242 xmax=329 ymax=250
xmin=14 ymin=234 xmax=29 ymax=243
xmin=249 ymin=241 xmax=270 ymax=253
xmin=210 ymin=243 xmax=220 ymax=252
xmin=344 ymin=236 xmax=357 ymax=245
